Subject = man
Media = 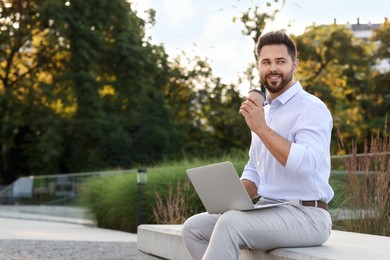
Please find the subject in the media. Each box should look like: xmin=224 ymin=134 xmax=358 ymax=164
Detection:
xmin=181 ymin=31 xmax=334 ymax=260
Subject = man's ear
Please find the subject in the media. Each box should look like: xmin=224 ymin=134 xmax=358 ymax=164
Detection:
xmin=293 ymin=59 xmax=299 ymax=72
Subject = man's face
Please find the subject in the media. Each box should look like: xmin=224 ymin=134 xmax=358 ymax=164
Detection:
xmin=258 ymin=44 xmax=298 ymax=95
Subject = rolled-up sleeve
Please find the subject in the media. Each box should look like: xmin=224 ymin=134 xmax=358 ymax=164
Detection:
xmin=285 ymin=142 xmax=306 ymax=174
xmin=240 ymin=159 xmax=260 ymax=189
xmin=285 ymin=102 xmax=332 ymax=176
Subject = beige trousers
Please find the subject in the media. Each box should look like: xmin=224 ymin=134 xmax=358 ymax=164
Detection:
xmin=181 ymin=203 xmax=332 ymax=260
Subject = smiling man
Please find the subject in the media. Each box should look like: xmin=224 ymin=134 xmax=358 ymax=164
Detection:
xmin=181 ymin=31 xmax=334 ymax=260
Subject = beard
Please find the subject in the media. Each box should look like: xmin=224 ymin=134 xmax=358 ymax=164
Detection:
xmin=261 ymin=67 xmax=294 ymax=94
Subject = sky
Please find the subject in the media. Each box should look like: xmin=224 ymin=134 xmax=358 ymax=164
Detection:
xmin=131 ymin=0 xmax=389 ymax=92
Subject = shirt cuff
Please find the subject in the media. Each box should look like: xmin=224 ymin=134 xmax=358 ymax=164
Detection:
xmin=285 ymin=142 xmax=305 ymax=174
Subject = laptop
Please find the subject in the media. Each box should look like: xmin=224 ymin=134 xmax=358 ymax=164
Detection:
xmin=186 ymin=161 xmax=289 ymax=214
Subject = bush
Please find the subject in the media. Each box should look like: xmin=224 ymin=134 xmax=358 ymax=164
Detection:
xmin=79 ymin=173 xmax=140 ymax=232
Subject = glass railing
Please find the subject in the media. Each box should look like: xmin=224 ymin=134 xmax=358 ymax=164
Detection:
xmin=0 ymin=170 xmax=134 ymax=224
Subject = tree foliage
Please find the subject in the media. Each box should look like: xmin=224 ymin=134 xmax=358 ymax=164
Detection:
xmin=0 ymin=0 xmax=388 ymax=184
xmin=163 ymin=54 xmax=250 ymax=158
xmin=293 ymin=24 xmax=389 ymax=153
xmin=0 ymin=0 xmax=176 ymax=182
xmin=370 ymin=21 xmax=390 ymax=126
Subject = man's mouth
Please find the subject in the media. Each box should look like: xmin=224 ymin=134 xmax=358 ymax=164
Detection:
xmin=267 ymin=74 xmax=281 ymax=81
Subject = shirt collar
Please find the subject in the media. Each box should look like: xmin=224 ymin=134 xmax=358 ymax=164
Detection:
xmin=269 ymin=81 xmax=302 ymax=105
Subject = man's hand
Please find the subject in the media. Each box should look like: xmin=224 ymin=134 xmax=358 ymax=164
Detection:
xmin=239 ymin=92 xmax=291 ymax=167
xmin=239 ymin=94 xmax=267 ymax=133
xmin=241 ymin=179 xmax=258 ymax=199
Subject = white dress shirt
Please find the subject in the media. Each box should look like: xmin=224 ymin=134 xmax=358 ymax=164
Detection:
xmin=241 ymin=82 xmax=334 ymax=203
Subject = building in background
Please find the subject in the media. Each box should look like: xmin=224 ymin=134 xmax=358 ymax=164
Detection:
xmin=342 ymin=17 xmax=389 ymax=72
xmin=347 ymin=17 xmax=384 ymax=39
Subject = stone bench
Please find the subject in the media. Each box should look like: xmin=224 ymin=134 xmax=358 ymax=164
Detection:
xmin=137 ymin=224 xmax=390 ymax=260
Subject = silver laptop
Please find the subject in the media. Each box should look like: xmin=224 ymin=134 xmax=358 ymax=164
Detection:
xmin=186 ymin=161 xmax=289 ymax=214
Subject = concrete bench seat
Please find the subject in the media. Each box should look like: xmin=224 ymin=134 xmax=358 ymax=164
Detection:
xmin=137 ymin=224 xmax=390 ymax=260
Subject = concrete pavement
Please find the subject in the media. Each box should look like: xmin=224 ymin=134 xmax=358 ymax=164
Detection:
xmin=0 ymin=217 xmax=156 ymax=259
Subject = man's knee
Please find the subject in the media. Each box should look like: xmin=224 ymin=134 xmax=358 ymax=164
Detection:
xmin=182 ymin=214 xmax=203 ymax=239
xmin=212 ymin=210 xmax=247 ymax=238
xmin=181 ymin=216 xmax=194 ymax=239
xmin=217 ymin=210 xmax=243 ymax=227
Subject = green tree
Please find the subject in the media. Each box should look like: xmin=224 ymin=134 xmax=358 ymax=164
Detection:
xmin=0 ymin=0 xmax=58 ymax=182
xmin=163 ymin=55 xmax=226 ymax=157
xmin=293 ymin=25 xmax=378 ymax=152
xmin=163 ymin=54 xmax=250 ymax=158
xmin=205 ymin=80 xmax=250 ymax=153
xmin=36 ymin=0 xmax=179 ymax=170
xmin=0 ymin=0 xmax=176 ymax=183
xmin=370 ymin=20 xmax=390 ymax=129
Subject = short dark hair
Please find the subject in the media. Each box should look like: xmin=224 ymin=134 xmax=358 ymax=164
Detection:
xmin=256 ymin=31 xmax=297 ymax=61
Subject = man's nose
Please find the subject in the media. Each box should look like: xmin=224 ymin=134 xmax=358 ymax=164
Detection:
xmin=269 ymin=63 xmax=278 ymax=72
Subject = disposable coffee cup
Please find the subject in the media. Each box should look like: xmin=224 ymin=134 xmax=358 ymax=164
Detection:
xmin=248 ymin=89 xmax=266 ymax=106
